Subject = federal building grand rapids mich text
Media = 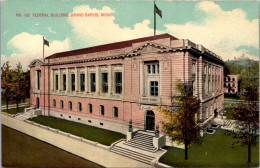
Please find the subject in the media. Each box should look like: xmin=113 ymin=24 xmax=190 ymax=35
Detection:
xmin=29 ymin=33 xmax=224 ymax=144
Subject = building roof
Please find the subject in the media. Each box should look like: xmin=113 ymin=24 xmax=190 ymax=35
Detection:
xmin=45 ymin=33 xmax=178 ymax=59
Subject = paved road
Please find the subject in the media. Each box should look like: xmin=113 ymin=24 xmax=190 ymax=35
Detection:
xmin=2 ymin=125 xmax=103 ymax=167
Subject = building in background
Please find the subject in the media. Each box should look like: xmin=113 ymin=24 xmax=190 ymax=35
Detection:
xmin=29 ymin=33 xmax=224 ymax=138
xmin=224 ymin=75 xmax=240 ymax=95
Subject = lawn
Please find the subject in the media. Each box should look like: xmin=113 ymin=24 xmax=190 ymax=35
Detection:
xmin=2 ymin=107 xmax=26 ymax=115
xmin=29 ymin=116 xmax=126 ymax=146
xmin=225 ymin=108 xmax=234 ymax=119
xmin=160 ymin=129 xmax=259 ymax=167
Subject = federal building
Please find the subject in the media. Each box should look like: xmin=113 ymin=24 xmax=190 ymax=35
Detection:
xmin=30 ymin=33 xmax=224 ymax=138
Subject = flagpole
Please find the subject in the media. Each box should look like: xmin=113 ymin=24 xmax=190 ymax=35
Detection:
xmin=43 ymin=36 xmax=45 ymax=115
xmin=154 ymin=0 xmax=156 ymax=36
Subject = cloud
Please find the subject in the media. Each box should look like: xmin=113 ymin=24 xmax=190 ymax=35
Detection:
xmin=47 ymin=27 xmax=56 ymax=34
xmin=3 ymin=32 xmax=70 ymax=69
xmin=164 ymin=1 xmax=259 ymax=61
xmin=67 ymin=5 xmax=156 ymax=46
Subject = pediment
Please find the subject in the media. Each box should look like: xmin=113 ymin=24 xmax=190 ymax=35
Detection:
xmin=125 ymin=42 xmax=173 ymax=56
xmin=29 ymin=59 xmax=44 ymax=68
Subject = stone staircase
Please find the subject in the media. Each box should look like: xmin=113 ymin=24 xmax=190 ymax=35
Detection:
xmin=110 ymin=145 xmax=155 ymax=165
xmin=13 ymin=110 xmax=34 ymax=121
xmin=224 ymin=119 xmax=234 ymax=128
xmin=124 ymin=131 xmax=157 ymax=152
xmin=110 ymin=130 xmax=162 ymax=165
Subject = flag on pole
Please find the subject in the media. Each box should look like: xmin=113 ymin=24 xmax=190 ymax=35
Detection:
xmin=43 ymin=38 xmax=49 ymax=47
xmin=154 ymin=4 xmax=162 ymax=18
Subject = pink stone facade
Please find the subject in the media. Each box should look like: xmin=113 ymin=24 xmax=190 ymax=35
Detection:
xmin=29 ymin=34 xmax=224 ymax=134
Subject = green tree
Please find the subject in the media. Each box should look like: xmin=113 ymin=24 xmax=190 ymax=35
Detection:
xmin=1 ymin=61 xmax=14 ymax=110
xmin=231 ymin=84 xmax=259 ymax=163
xmin=159 ymin=80 xmax=200 ymax=160
xmin=11 ymin=63 xmax=28 ymax=112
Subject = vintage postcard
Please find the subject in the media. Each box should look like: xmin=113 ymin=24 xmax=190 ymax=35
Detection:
xmin=1 ymin=0 xmax=259 ymax=167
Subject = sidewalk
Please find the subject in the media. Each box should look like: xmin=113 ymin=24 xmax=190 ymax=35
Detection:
xmin=1 ymin=103 xmax=29 ymax=110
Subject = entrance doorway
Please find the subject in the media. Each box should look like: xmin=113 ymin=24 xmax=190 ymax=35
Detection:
xmin=145 ymin=110 xmax=155 ymax=131
xmin=214 ymin=109 xmax=218 ymax=117
xmin=36 ymin=97 xmax=39 ymax=108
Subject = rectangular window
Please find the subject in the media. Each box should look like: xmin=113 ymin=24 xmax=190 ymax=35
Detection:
xmin=90 ymin=73 xmax=96 ymax=92
xmin=192 ymin=62 xmax=196 ymax=74
xmin=80 ymin=74 xmax=85 ymax=92
xmin=156 ymin=64 xmax=159 ymax=73
xmin=71 ymin=74 xmax=75 ymax=91
xmin=102 ymin=73 xmax=108 ymax=93
xmin=100 ymin=105 xmax=104 ymax=116
xmin=63 ymin=74 xmax=66 ymax=91
xmin=37 ymin=70 xmax=41 ymax=89
xmin=115 ymin=72 xmax=122 ymax=94
xmin=53 ymin=99 xmax=56 ymax=108
xmin=55 ymin=74 xmax=58 ymax=90
xmin=147 ymin=65 xmax=151 ymax=74
xmin=152 ymin=64 xmax=156 ymax=74
xmin=78 ymin=102 xmax=82 ymax=111
xmin=60 ymin=100 xmax=63 ymax=109
xmin=88 ymin=104 xmax=92 ymax=113
xmin=69 ymin=101 xmax=72 ymax=111
xmin=150 ymin=81 xmax=158 ymax=96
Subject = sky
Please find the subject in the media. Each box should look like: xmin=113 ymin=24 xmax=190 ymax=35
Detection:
xmin=1 ymin=0 xmax=259 ymax=69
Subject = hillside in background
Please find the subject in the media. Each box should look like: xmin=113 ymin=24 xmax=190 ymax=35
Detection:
xmin=224 ymin=55 xmax=259 ymax=97
xmin=225 ymin=57 xmax=259 ymax=77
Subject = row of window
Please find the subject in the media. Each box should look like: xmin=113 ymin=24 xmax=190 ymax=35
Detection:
xmin=54 ymin=72 xmax=122 ymax=94
xmin=52 ymin=99 xmax=118 ymax=118
xmin=224 ymin=78 xmax=236 ymax=82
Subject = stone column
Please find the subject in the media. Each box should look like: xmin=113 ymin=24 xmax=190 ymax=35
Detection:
xmin=198 ymin=56 xmax=203 ymax=101
xmin=50 ymin=70 xmax=53 ymax=92
xmin=210 ymin=65 xmax=212 ymax=94
xmin=108 ymin=65 xmax=112 ymax=96
xmin=59 ymin=69 xmax=62 ymax=91
xmin=66 ymin=68 xmax=69 ymax=94
xmin=35 ymin=71 xmax=37 ymax=90
xmin=96 ymin=66 xmax=100 ymax=94
xmin=140 ymin=62 xmax=144 ymax=96
xmin=85 ymin=67 xmax=88 ymax=93
xmin=75 ymin=68 xmax=78 ymax=92
xmin=206 ymin=64 xmax=208 ymax=95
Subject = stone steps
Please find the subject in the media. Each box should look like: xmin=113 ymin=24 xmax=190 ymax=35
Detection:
xmin=110 ymin=146 xmax=154 ymax=165
xmin=224 ymin=120 xmax=233 ymax=127
xmin=124 ymin=142 xmax=157 ymax=152
xmin=13 ymin=110 xmax=34 ymax=121
xmin=124 ymin=132 xmax=157 ymax=152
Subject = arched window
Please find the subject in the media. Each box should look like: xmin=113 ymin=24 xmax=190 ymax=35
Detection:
xmin=100 ymin=105 xmax=104 ymax=116
xmin=113 ymin=107 xmax=118 ymax=118
xmin=69 ymin=101 xmax=72 ymax=111
xmin=88 ymin=104 xmax=92 ymax=113
xmin=60 ymin=100 xmax=63 ymax=109
xmin=53 ymin=99 xmax=56 ymax=108
xmin=78 ymin=102 xmax=82 ymax=112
